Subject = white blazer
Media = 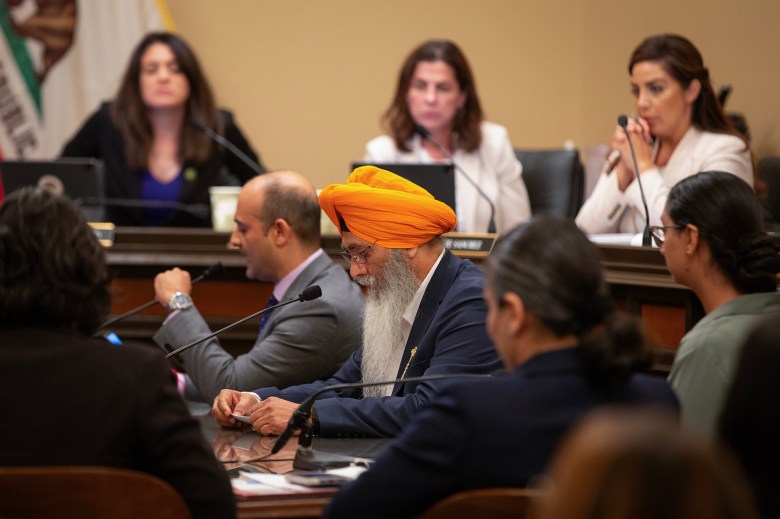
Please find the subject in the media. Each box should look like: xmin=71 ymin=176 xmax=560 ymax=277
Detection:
xmin=364 ymin=121 xmax=531 ymax=236
xmin=576 ymin=127 xmax=753 ymax=234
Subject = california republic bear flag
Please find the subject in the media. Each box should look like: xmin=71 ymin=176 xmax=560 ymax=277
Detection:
xmin=0 ymin=0 xmax=173 ymax=198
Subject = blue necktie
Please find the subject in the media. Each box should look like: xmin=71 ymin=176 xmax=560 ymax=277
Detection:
xmin=258 ymin=294 xmax=279 ymax=334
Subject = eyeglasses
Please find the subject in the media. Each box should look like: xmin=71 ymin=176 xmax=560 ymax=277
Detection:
xmin=648 ymin=225 xmax=684 ymax=247
xmin=340 ymin=242 xmax=375 ymax=264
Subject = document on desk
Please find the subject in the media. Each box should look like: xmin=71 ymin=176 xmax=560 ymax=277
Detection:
xmin=232 ymin=466 xmax=367 ymax=496
xmin=587 ymin=233 xmax=648 ymax=246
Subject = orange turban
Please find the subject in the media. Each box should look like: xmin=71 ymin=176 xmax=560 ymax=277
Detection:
xmin=318 ymin=165 xmax=457 ymax=248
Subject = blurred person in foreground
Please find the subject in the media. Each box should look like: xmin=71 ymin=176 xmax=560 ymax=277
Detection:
xmin=535 ymin=407 xmax=757 ymax=519
xmin=0 ymin=187 xmax=235 ymax=519
xmin=719 ymin=314 xmax=780 ymax=519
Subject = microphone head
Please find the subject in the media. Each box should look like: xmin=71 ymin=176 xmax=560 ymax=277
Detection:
xmin=299 ymin=285 xmax=322 ymax=302
xmin=204 ymin=262 xmax=224 ymax=279
xmin=414 ymin=124 xmax=431 ymax=139
xmin=617 ymin=115 xmax=629 ymax=128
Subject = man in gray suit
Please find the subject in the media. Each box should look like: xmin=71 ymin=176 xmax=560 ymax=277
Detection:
xmin=153 ymin=171 xmax=364 ymax=403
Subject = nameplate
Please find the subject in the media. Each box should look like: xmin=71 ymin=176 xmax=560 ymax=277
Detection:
xmin=444 ymin=233 xmax=496 ymax=255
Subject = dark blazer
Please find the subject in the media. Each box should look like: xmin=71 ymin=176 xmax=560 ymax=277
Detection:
xmin=61 ymin=102 xmax=265 ymax=227
xmin=255 ymin=251 xmax=502 ymax=437
xmin=154 ymin=252 xmax=365 ymax=402
xmin=324 ymin=347 xmax=679 ymax=519
xmin=0 ymin=327 xmax=236 ymax=519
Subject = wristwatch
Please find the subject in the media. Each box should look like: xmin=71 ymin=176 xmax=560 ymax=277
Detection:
xmin=166 ymin=291 xmax=193 ymax=312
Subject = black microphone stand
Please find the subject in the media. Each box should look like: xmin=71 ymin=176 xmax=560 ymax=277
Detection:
xmin=193 ymin=120 xmax=264 ymax=176
xmin=414 ymin=125 xmax=497 ymax=234
xmin=270 ymin=373 xmax=491 ymax=470
xmin=617 ymin=116 xmax=652 ymax=247
xmin=165 ymin=285 xmax=321 ymax=358
xmin=97 ymin=262 xmax=224 ymax=331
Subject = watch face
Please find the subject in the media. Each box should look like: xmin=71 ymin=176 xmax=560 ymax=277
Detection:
xmin=169 ymin=293 xmax=193 ymax=311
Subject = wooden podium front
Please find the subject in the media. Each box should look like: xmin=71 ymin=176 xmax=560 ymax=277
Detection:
xmin=104 ymin=228 xmax=701 ymax=373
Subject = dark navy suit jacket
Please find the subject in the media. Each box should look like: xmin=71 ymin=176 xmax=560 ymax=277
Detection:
xmin=324 ymin=347 xmax=679 ymax=519
xmin=255 ymin=251 xmax=501 ymax=437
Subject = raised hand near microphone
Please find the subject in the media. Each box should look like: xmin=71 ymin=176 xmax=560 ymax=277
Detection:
xmin=154 ymin=267 xmax=193 ymax=308
xmin=611 ymin=117 xmax=654 ymax=191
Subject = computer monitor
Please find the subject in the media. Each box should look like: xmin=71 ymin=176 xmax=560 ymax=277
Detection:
xmin=351 ymin=163 xmax=456 ymax=212
xmin=0 ymin=158 xmax=106 ymax=221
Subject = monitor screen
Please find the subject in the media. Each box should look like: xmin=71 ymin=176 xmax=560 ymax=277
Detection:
xmin=0 ymin=158 xmax=105 ymax=221
xmin=351 ymin=162 xmax=456 ymax=212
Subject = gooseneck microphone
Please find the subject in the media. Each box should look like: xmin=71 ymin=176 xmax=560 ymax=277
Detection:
xmin=271 ymin=372 xmax=492 ymax=456
xmin=164 ymin=285 xmax=322 ymax=359
xmin=192 ymin=119 xmax=264 ymax=176
xmin=617 ymin=115 xmax=652 ymax=247
xmin=414 ymin=124 xmax=497 ymax=234
xmin=97 ymin=262 xmax=224 ymax=331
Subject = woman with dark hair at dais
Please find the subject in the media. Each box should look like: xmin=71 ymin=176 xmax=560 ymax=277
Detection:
xmin=62 ymin=31 xmax=265 ymax=227
xmin=577 ymin=34 xmax=754 ymax=235
xmin=364 ymin=39 xmax=530 ymax=235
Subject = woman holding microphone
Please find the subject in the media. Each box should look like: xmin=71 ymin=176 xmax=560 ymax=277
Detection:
xmin=577 ymin=34 xmax=753 ymax=235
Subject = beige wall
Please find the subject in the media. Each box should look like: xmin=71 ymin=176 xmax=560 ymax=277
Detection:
xmin=167 ymin=0 xmax=780 ymax=190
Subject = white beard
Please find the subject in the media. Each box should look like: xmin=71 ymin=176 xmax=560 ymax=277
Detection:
xmin=357 ymin=249 xmax=420 ymax=398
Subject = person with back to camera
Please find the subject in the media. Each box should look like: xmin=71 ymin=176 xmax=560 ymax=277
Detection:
xmin=576 ymin=34 xmax=754 ymax=235
xmin=650 ymin=171 xmax=780 ymax=438
xmin=534 ymin=407 xmax=758 ymax=519
xmin=364 ymin=39 xmax=531 ymax=235
xmin=0 ymin=187 xmax=235 ymax=519
xmin=322 ymin=217 xmax=678 ymax=519
xmin=62 ymin=31 xmax=265 ymax=227
xmin=719 ymin=314 xmax=780 ymax=519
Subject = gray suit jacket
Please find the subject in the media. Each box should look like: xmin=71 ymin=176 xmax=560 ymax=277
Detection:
xmin=154 ymin=252 xmax=364 ymax=402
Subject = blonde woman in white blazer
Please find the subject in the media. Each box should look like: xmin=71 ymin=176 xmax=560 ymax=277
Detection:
xmin=577 ymin=34 xmax=753 ymax=235
xmin=365 ymin=40 xmax=530 ymax=235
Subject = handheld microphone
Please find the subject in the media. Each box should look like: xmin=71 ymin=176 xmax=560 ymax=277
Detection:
xmin=271 ymin=372 xmax=492 ymax=457
xmin=617 ymin=115 xmax=652 ymax=247
xmin=414 ymin=124 xmax=497 ymax=234
xmin=192 ymin=119 xmax=264 ymax=176
xmin=97 ymin=262 xmax=224 ymax=331
xmin=164 ymin=285 xmax=322 ymax=359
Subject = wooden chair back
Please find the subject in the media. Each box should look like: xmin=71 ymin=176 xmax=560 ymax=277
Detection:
xmin=0 ymin=466 xmax=191 ymax=519
xmin=420 ymin=487 xmax=542 ymax=519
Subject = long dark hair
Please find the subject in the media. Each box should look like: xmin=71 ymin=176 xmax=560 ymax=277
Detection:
xmin=111 ymin=31 xmax=220 ymax=169
xmin=666 ymin=171 xmax=779 ymax=293
xmin=629 ymin=34 xmax=737 ymax=137
xmin=0 ymin=188 xmax=111 ymax=334
xmin=382 ymin=40 xmax=483 ymax=153
xmin=487 ymin=217 xmax=649 ymax=389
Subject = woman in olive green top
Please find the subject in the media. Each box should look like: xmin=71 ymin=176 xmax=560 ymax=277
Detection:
xmin=652 ymin=171 xmax=780 ymax=437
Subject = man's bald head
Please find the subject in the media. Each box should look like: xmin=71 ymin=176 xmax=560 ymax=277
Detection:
xmin=244 ymin=170 xmax=321 ymax=247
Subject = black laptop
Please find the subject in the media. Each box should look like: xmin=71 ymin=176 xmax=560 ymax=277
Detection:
xmin=0 ymin=158 xmax=106 ymax=221
xmin=351 ymin=162 xmax=456 ymax=212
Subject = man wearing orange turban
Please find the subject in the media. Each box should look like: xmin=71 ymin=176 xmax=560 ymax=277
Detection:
xmin=213 ymin=166 xmax=500 ymax=438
